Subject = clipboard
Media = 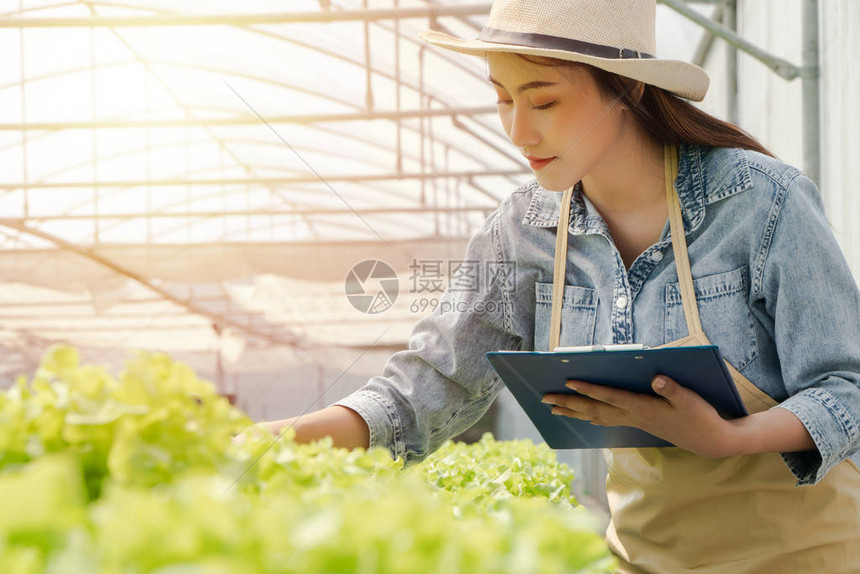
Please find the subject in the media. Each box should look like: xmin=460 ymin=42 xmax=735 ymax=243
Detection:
xmin=486 ymin=345 xmax=748 ymax=449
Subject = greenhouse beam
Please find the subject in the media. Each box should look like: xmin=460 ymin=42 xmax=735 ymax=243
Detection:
xmin=18 ymin=205 xmax=501 ymax=221
xmin=0 ymin=106 xmax=498 ymax=131
xmin=0 ymin=5 xmax=493 ymax=28
xmin=659 ymin=0 xmax=821 ymax=186
xmin=801 ymin=0 xmax=820 ymax=186
xmin=0 ymin=169 xmax=527 ymax=191
xmin=0 ymin=218 xmax=303 ymax=348
xmin=659 ymin=0 xmax=805 ymax=80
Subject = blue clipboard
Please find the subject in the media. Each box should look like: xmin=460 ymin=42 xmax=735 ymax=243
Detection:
xmin=486 ymin=345 xmax=748 ymax=449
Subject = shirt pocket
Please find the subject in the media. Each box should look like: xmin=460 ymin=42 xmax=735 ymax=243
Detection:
xmin=664 ymin=265 xmax=758 ymax=372
xmin=534 ymin=282 xmax=598 ymax=351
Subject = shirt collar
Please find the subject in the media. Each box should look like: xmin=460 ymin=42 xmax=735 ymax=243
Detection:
xmin=521 ymin=143 xmax=754 ymax=235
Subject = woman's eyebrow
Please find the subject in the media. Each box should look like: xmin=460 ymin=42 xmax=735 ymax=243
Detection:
xmin=487 ymin=76 xmax=558 ymax=94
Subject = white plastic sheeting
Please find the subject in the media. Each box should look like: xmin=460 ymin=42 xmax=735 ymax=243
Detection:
xmin=0 ymin=0 xmax=517 ymax=376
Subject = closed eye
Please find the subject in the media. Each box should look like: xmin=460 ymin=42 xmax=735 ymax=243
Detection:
xmin=495 ymin=100 xmax=557 ymax=110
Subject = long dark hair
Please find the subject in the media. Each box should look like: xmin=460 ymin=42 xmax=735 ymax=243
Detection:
xmin=518 ymin=55 xmax=776 ymax=158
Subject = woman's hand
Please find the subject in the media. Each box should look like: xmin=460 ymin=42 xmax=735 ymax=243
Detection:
xmin=542 ymin=375 xmax=741 ymax=458
xmin=231 ymin=419 xmax=287 ymax=448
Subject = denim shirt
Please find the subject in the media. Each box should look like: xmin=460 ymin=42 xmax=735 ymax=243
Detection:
xmin=334 ymin=143 xmax=860 ymax=487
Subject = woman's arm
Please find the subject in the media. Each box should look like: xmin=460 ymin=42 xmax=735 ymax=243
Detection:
xmin=244 ymin=197 xmax=524 ymax=462
xmin=727 ymin=406 xmax=814 ymax=455
xmin=262 ymin=405 xmax=370 ymax=450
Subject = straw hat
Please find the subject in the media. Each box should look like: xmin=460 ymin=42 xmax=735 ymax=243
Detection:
xmin=420 ymin=0 xmax=709 ymax=101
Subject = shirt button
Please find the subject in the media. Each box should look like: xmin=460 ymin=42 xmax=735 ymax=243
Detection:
xmin=651 ymin=251 xmax=664 ymax=262
xmin=615 ymin=295 xmax=628 ymax=310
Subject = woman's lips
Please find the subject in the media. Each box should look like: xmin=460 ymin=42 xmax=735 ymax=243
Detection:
xmin=525 ymin=156 xmax=556 ymax=170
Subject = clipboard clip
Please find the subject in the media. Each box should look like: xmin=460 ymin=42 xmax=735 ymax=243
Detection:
xmin=553 ymin=344 xmax=649 ymax=352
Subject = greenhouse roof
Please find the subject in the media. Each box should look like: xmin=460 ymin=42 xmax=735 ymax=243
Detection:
xmin=0 ymin=0 xmax=714 ymax=377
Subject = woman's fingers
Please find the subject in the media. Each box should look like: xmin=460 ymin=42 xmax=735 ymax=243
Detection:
xmin=543 ymin=393 xmax=615 ymax=425
xmin=548 ymin=404 xmax=600 ymax=423
xmin=651 ymin=375 xmax=689 ymax=406
xmin=542 ymin=376 xmax=684 ymax=427
xmin=564 ymin=379 xmax=638 ymax=409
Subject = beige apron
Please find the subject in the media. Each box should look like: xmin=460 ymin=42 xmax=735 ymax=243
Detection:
xmin=550 ymin=144 xmax=860 ymax=573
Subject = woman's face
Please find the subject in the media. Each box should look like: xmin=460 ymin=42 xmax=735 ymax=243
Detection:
xmin=487 ymin=53 xmax=629 ymax=192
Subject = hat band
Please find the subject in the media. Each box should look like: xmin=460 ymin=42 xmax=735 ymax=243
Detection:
xmin=478 ymin=27 xmax=654 ymax=60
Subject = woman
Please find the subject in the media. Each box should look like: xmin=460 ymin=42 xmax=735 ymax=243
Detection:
xmin=258 ymin=0 xmax=860 ymax=571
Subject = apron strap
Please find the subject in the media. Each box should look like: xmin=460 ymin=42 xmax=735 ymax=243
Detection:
xmin=664 ymin=144 xmax=705 ymax=338
xmin=549 ymin=184 xmax=576 ymax=352
xmin=549 ymin=143 xmax=704 ymax=349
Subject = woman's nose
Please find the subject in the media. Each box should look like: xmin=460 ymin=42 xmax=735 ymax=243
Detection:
xmin=507 ymin=107 xmax=540 ymax=148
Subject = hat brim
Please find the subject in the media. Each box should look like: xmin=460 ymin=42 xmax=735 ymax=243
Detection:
xmin=420 ymin=29 xmax=709 ymax=102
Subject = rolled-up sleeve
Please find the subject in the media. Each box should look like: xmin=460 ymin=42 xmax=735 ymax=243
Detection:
xmin=777 ymin=387 xmax=860 ymax=485
xmin=757 ymin=173 xmax=860 ymax=485
xmin=334 ymin=204 xmax=522 ymax=466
